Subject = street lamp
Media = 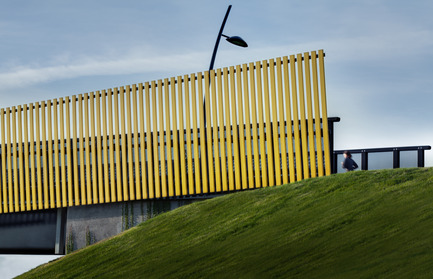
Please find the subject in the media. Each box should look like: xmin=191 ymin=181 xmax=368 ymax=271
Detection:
xmin=208 ymin=5 xmax=248 ymax=74
xmin=202 ymin=4 xmax=247 ymax=184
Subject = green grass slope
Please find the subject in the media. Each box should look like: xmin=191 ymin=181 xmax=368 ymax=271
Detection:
xmin=19 ymin=168 xmax=433 ymax=279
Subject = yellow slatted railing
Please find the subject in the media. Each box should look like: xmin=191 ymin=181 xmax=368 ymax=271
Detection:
xmin=0 ymin=50 xmax=331 ymax=213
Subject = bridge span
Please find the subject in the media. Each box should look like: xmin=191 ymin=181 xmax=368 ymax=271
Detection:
xmin=1 ymin=50 xmax=334 ymax=254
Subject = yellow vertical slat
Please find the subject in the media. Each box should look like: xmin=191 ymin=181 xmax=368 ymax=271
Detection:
xmin=236 ymin=65 xmax=247 ymax=189
xmin=290 ymin=55 xmax=303 ymax=182
xmin=297 ymin=53 xmax=310 ymax=179
xmin=256 ymin=61 xmax=267 ymax=187
xmin=17 ymin=106 xmax=24 ymax=211
xmin=95 ymin=91 xmax=104 ymax=203
xmin=107 ymin=89 xmax=117 ymax=201
xmin=311 ymin=51 xmax=324 ymax=176
xmin=113 ymin=88 xmax=123 ymax=201
xmin=84 ymin=94 xmax=92 ymax=204
xmin=46 ymin=101 xmax=55 ymax=208
xmin=28 ymin=105 xmax=37 ymax=210
xmin=262 ymin=60 xmax=275 ymax=187
xmin=6 ymin=108 xmax=13 ymax=212
xmin=283 ymin=57 xmax=296 ymax=183
xmin=126 ymin=86 xmax=134 ymax=200
xmin=170 ymin=78 xmax=180 ymax=196
xmin=151 ymin=81 xmax=161 ymax=198
xmin=71 ymin=97 xmax=79 ymax=205
xmin=101 ymin=90 xmax=110 ymax=202
xmin=223 ymin=68 xmax=234 ymax=191
xmin=17 ymin=106 xmax=23 ymax=212
xmin=210 ymin=70 xmax=221 ymax=192
xmin=0 ymin=109 xmax=5 ymax=213
xmin=119 ymin=87 xmax=128 ymax=201
xmin=64 ymin=97 xmax=72 ymax=207
xmin=52 ymin=100 xmax=60 ymax=208
xmin=23 ymin=106 xmax=30 ymax=209
xmin=12 ymin=107 xmax=19 ymax=211
xmin=59 ymin=98 xmax=67 ymax=207
xmin=204 ymin=71 xmax=215 ymax=193
xmin=138 ymin=84 xmax=148 ymax=199
xmin=164 ymin=79 xmax=174 ymax=196
xmin=158 ymin=80 xmax=167 ymax=197
xmin=269 ymin=60 xmax=281 ymax=186
xmin=90 ymin=93 xmax=98 ymax=203
xmin=78 ymin=95 xmax=86 ymax=204
xmin=242 ymin=64 xmax=254 ymax=188
xmin=191 ymin=74 xmax=201 ymax=194
xmin=5 ymin=110 xmax=11 ymax=213
xmin=276 ymin=58 xmax=289 ymax=184
xmin=34 ymin=103 xmax=43 ymax=209
xmin=216 ymin=69 xmax=228 ymax=191
xmin=144 ymin=83 xmax=154 ymax=198
xmin=2 ymin=109 xmax=7 ymax=212
xmin=177 ymin=77 xmax=187 ymax=196
xmin=145 ymin=82 xmax=157 ymax=199
xmin=18 ymin=106 xmax=24 ymax=211
xmin=249 ymin=62 xmax=261 ymax=188
xmin=132 ymin=85 xmax=141 ymax=200
xmin=229 ymin=66 xmax=241 ymax=190
xmin=4 ymin=110 xmax=10 ymax=211
xmin=184 ymin=75 xmax=194 ymax=195
xmin=89 ymin=92 xmax=98 ymax=204
xmin=304 ymin=53 xmax=317 ymax=178
xmin=197 ymin=73 xmax=208 ymax=194
xmin=40 ymin=102 xmax=49 ymax=209
xmin=319 ymin=50 xmax=331 ymax=176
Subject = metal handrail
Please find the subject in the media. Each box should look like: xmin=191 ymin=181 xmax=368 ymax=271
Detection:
xmin=333 ymin=145 xmax=431 ymax=173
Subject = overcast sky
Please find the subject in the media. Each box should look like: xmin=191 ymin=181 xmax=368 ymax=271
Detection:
xmin=1 ymin=0 xmax=432 ymax=277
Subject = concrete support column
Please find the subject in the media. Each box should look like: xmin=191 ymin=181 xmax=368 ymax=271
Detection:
xmin=55 ymin=208 xmax=67 ymax=255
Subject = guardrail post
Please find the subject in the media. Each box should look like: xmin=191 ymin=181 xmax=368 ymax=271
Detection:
xmin=332 ymin=153 xmax=338 ymax=174
xmin=393 ymin=149 xmax=400 ymax=169
xmin=328 ymin=119 xmax=335 ymax=174
xmin=327 ymin=117 xmax=340 ymax=174
xmin=418 ymin=148 xmax=425 ymax=167
xmin=361 ymin=151 xmax=368 ymax=170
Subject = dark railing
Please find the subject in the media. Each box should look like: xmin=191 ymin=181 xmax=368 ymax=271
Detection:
xmin=332 ymin=146 xmax=431 ymax=174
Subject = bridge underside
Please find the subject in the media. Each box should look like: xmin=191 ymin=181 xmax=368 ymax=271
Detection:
xmin=0 ymin=198 xmax=209 ymax=254
xmin=0 ymin=208 xmax=62 ymax=254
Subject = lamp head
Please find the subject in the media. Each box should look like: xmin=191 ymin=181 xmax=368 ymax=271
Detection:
xmin=225 ymin=35 xmax=248 ymax=48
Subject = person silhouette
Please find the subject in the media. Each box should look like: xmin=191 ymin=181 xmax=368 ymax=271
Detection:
xmin=341 ymin=151 xmax=358 ymax=171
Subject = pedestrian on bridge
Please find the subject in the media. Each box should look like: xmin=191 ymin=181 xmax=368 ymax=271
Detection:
xmin=341 ymin=151 xmax=359 ymax=171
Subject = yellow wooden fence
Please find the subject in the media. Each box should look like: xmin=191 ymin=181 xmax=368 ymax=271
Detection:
xmin=0 ymin=50 xmax=330 ymax=214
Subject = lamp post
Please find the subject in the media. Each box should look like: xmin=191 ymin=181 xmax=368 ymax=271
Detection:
xmin=202 ymin=5 xmax=247 ymax=191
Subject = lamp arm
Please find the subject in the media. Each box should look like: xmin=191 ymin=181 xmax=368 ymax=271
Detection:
xmin=208 ymin=5 xmax=232 ymax=73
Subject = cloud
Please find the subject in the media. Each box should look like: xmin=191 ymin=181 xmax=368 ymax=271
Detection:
xmin=0 ymin=50 xmax=211 ymax=90
xmin=1 ymin=18 xmax=431 ymax=93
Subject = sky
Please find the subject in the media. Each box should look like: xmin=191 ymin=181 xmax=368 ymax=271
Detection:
xmin=1 ymin=0 xmax=432 ymax=277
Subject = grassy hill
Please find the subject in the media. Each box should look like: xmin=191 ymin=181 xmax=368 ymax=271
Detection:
xmin=19 ymin=168 xmax=433 ymax=278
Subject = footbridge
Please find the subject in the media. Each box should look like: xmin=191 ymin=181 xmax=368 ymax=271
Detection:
xmin=0 ymin=50 xmax=334 ymax=253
